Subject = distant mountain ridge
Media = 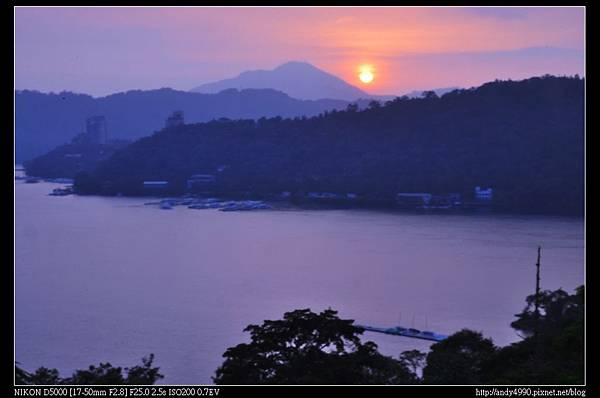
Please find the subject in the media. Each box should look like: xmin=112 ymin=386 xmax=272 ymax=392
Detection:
xmin=191 ymin=61 xmax=461 ymax=101
xmin=15 ymin=87 xmax=351 ymax=162
xmin=191 ymin=61 xmax=370 ymax=101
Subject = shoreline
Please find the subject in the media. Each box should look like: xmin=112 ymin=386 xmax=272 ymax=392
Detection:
xmin=14 ymin=170 xmax=583 ymax=218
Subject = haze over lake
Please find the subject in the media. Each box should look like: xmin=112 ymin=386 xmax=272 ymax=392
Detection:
xmin=15 ymin=176 xmax=584 ymax=384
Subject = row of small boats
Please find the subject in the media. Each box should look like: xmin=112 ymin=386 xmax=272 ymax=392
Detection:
xmin=147 ymin=197 xmax=272 ymax=212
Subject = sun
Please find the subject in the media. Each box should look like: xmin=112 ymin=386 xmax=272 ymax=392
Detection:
xmin=359 ymin=70 xmax=374 ymax=84
xmin=358 ymin=65 xmax=374 ymax=84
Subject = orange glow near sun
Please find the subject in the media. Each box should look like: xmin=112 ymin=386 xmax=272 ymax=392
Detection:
xmin=358 ymin=65 xmax=375 ymax=84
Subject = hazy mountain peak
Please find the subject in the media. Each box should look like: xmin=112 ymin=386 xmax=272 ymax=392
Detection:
xmin=191 ymin=61 xmax=369 ymax=101
xmin=274 ymin=61 xmax=320 ymax=71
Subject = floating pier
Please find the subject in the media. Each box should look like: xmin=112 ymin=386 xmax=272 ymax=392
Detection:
xmin=355 ymin=324 xmax=448 ymax=342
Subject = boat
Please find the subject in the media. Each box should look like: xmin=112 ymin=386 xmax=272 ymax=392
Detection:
xmin=49 ymin=187 xmax=73 ymax=196
xmin=159 ymin=201 xmax=173 ymax=210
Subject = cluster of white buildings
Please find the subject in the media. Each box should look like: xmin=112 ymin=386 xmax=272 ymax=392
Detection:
xmin=474 ymin=186 xmax=493 ymax=201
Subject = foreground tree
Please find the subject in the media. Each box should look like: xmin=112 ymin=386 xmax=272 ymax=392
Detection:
xmin=16 ymin=366 xmax=61 ymax=385
xmin=422 ymin=330 xmax=497 ymax=384
xmin=15 ymin=354 xmax=163 ymax=385
xmin=15 ymin=364 xmax=30 ymax=385
xmin=399 ymin=349 xmax=426 ymax=379
xmin=510 ymin=286 xmax=583 ymax=338
xmin=484 ymin=286 xmax=584 ymax=384
xmin=420 ymin=285 xmax=584 ymax=385
xmin=213 ymin=308 xmax=415 ymax=384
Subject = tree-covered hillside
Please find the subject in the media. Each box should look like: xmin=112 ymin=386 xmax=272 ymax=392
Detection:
xmin=76 ymin=76 xmax=584 ymax=215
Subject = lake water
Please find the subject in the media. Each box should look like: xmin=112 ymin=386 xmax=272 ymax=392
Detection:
xmin=15 ymin=177 xmax=584 ymax=384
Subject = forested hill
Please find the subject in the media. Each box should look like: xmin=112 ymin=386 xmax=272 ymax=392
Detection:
xmin=78 ymin=76 xmax=584 ymax=215
xmin=15 ymin=88 xmax=350 ymax=162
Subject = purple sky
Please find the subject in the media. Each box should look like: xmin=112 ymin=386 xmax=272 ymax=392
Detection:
xmin=15 ymin=7 xmax=585 ymax=97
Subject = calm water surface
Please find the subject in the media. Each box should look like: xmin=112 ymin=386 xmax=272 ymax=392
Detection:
xmin=15 ymin=178 xmax=584 ymax=383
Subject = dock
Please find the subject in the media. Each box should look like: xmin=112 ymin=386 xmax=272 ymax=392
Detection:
xmin=355 ymin=324 xmax=448 ymax=342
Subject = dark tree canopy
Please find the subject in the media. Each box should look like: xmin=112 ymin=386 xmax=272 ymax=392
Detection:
xmin=213 ymin=308 xmax=416 ymax=384
xmin=17 ymin=367 xmax=62 ymax=385
xmin=423 ymin=285 xmax=584 ymax=385
xmin=25 ymin=140 xmax=130 ymax=179
xmin=422 ymin=330 xmax=497 ymax=384
xmin=485 ymin=286 xmax=584 ymax=384
xmin=15 ymin=354 xmax=163 ymax=385
xmin=510 ymin=286 xmax=584 ymax=338
xmin=399 ymin=349 xmax=427 ymax=377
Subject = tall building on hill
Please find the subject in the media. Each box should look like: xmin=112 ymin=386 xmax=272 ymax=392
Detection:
xmin=165 ymin=111 xmax=185 ymax=129
xmin=86 ymin=116 xmax=107 ymax=145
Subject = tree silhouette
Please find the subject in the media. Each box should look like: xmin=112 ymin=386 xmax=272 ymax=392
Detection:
xmin=423 ymin=330 xmax=497 ymax=384
xmin=213 ymin=308 xmax=415 ymax=384
xmin=15 ymin=355 xmax=163 ymax=385
xmin=399 ymin=349 xmax=426 ymax=378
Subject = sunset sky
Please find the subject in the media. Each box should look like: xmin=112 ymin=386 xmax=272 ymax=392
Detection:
xmin=15 ymin=6 xmax=585 ymax=97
